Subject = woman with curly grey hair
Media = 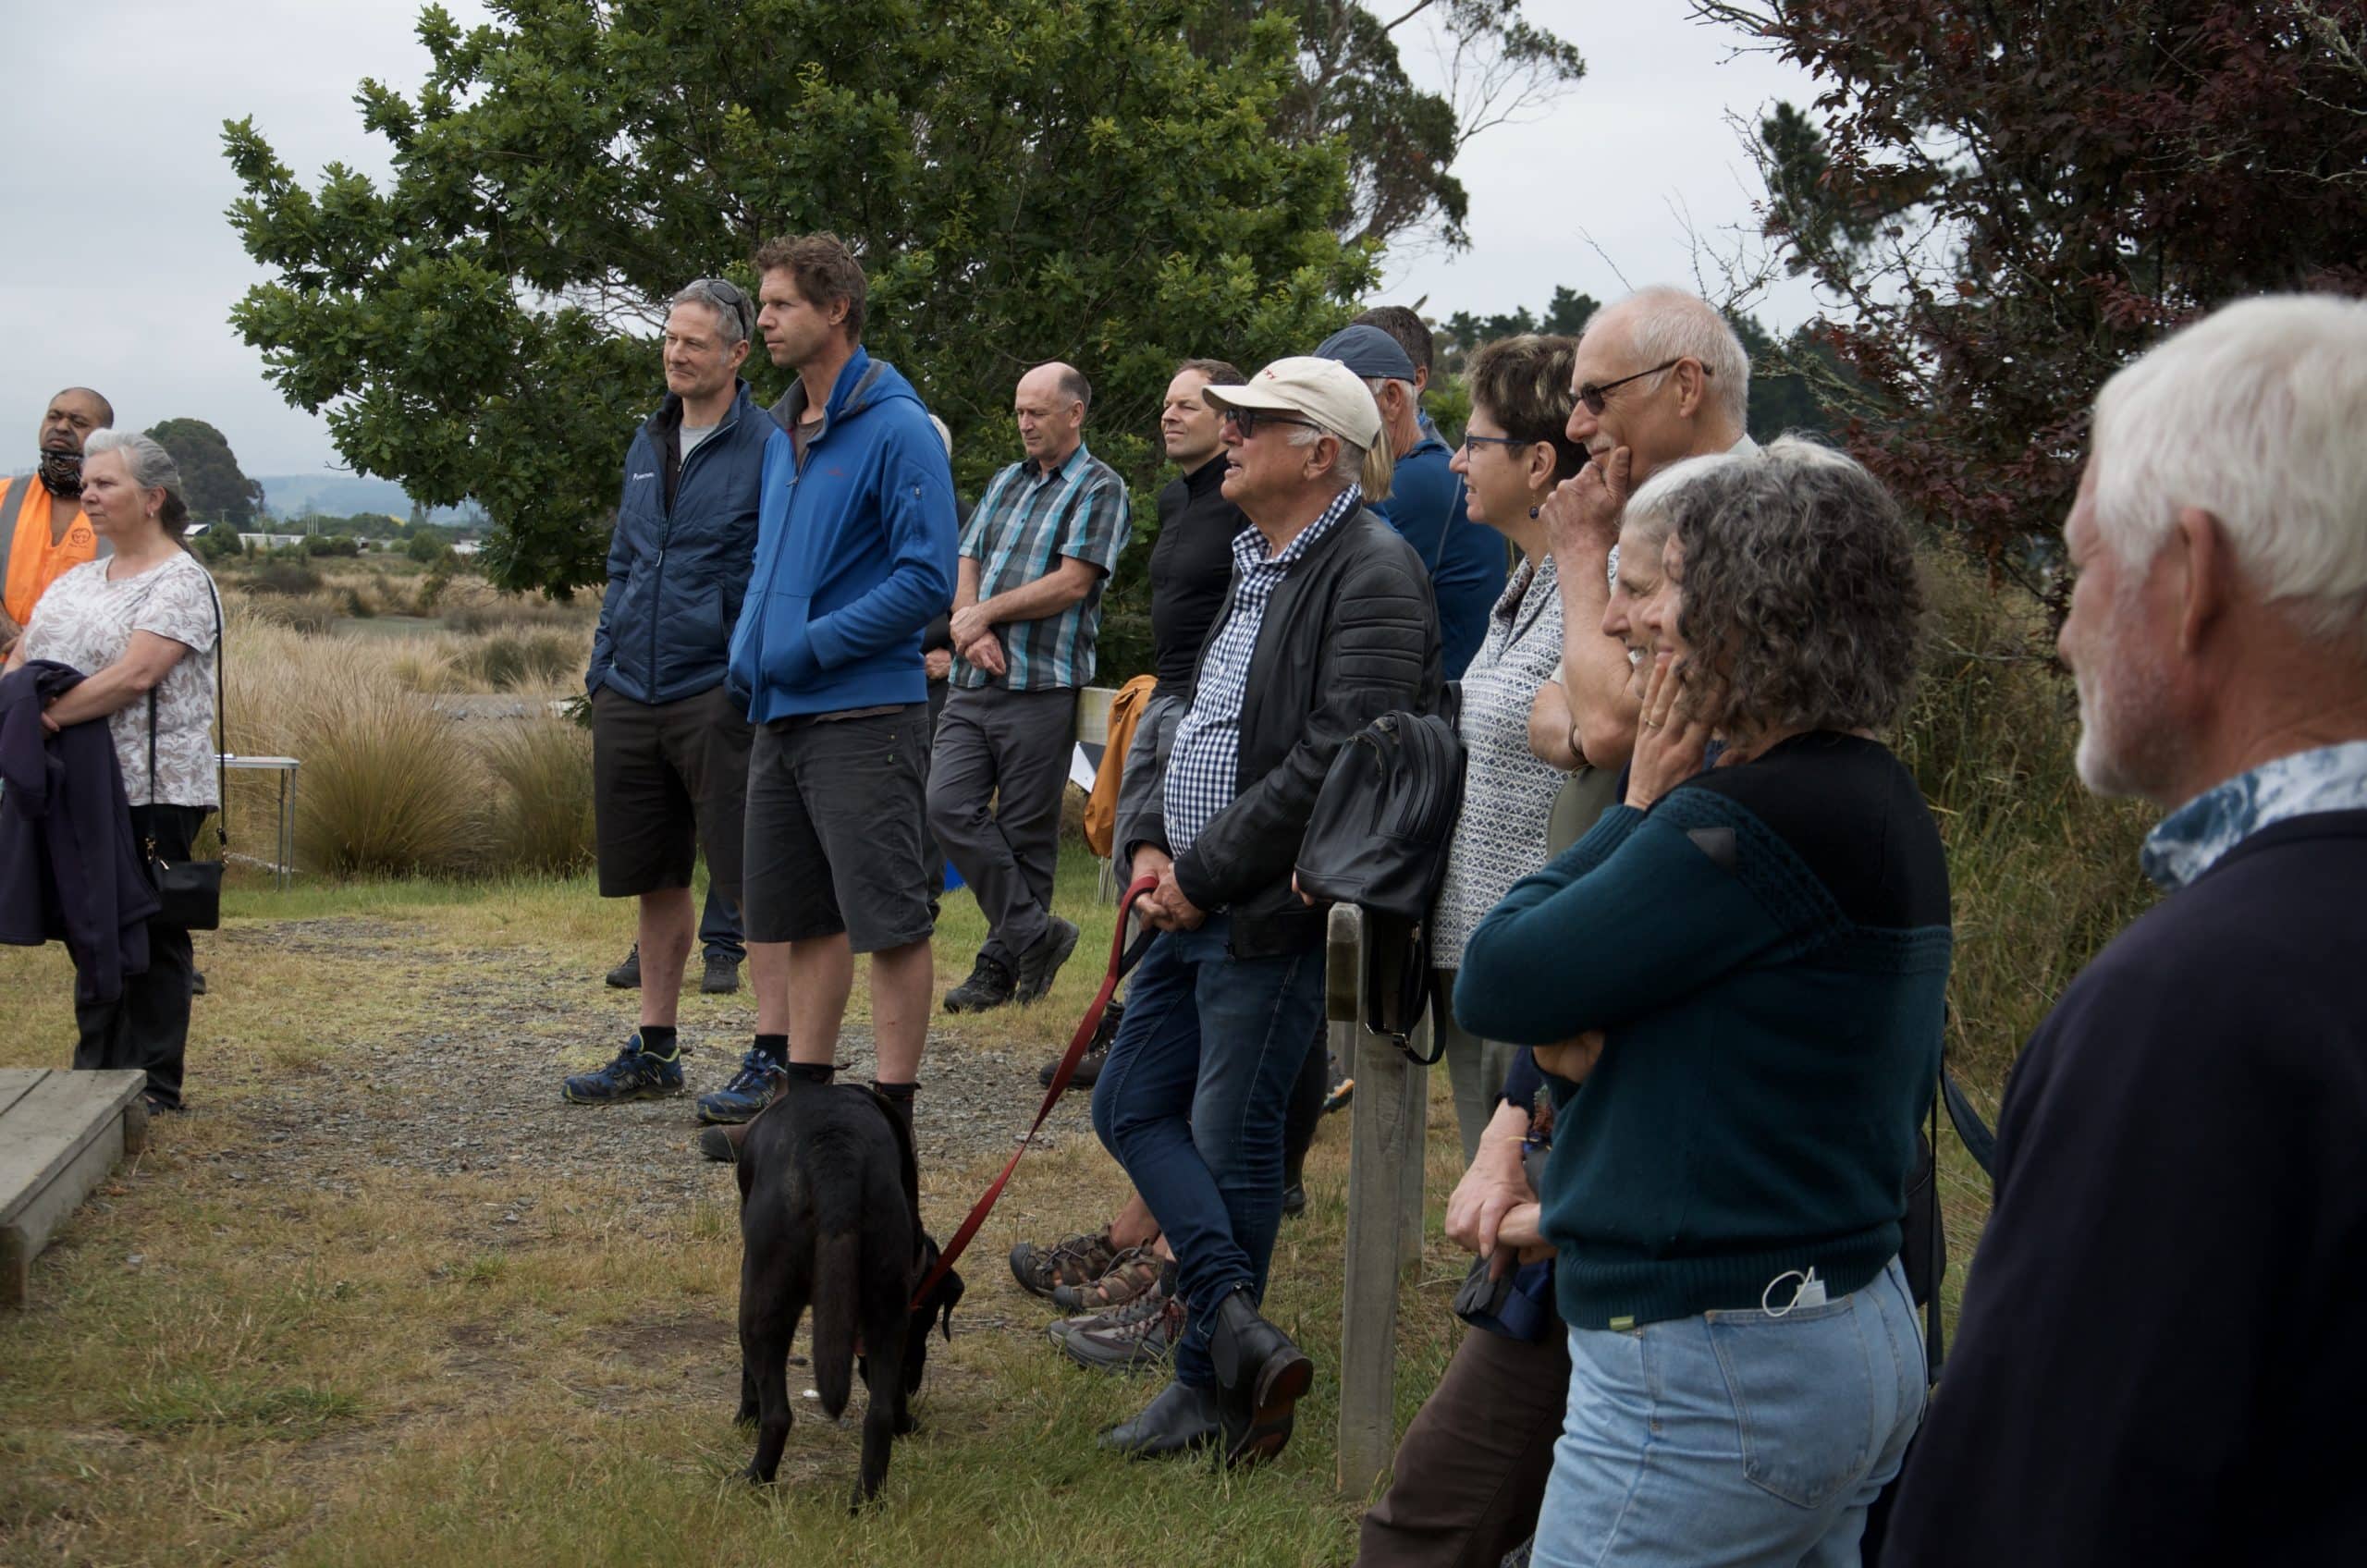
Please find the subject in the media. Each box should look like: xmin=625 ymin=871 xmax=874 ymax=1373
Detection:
xmin=1454 ymin=438 xmax=1950 ymax=1568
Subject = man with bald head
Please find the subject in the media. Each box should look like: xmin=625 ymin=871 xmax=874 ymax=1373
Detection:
xmin=0 ymin=387 xmax=115 ymax=654
xmin=1527 ymin=288 xmax=1755 ymax=784
xmin=930 ymin=361 xmax=1132 ymax=1011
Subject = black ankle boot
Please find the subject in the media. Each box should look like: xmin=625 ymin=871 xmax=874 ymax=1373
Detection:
xmin=1208 ymin=1288 xmax=1313 ymax=1466
xmin=1098 ymin=1378 xmax=1228 ymax=1459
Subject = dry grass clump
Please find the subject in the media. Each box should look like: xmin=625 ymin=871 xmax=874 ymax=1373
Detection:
xmin=1898 ymin=551 xmax=2155 ymax=1098
xmin=240 ymin=591 xmax=341 ymax=636
xmin=477 ymin=719 xmax=597 ymax=873
xmin=456 ymin=629 xmax=584 ymax=692
xmin=292 ymin=686 xmax=486 ymax=876
xmin=437 ymin=580 xmax=601 ymax=636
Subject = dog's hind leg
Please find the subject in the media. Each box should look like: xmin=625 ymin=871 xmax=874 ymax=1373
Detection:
xmin=739 ymin=1261 xmax=802 ymax=1484
xmin=852 ymin=1321 xmax=905 ymax=1510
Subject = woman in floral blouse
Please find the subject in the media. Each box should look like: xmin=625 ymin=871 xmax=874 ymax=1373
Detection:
xmin=7 ymin=430 xmax=219 ymax=1112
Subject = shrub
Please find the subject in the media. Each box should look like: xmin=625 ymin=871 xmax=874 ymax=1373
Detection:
xmin=473 ymin=719 xmax=595 ymax=873
xmin=458 ymin=629 xmax=584 ymax=692
xmin=246 ymin=559 xmax=325 ymax=597
xmin=406 ymin=533 xmax=452 ymax=565
xmin=242 ymin=592 xmax=340 ymax=636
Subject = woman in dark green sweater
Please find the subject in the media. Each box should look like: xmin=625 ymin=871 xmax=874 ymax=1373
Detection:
xmin=1457 ymin=438 xmax=1948 ymax=1568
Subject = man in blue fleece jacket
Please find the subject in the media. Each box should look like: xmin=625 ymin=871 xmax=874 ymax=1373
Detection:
xmin=720 ymin=233 xmax=958 ymax=1139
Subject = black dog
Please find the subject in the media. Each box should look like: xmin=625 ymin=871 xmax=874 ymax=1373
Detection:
xmin=733 ymin=1080 xmax=964 ymax=1506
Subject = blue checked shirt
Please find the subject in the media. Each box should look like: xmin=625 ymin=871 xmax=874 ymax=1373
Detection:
xmin=954 ymin=442 xmax=1133 ymax=691
xmin=1162 ymin=484 xmax=1364 ymax=858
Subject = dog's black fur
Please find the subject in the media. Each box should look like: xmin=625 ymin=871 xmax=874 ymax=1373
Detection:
xmin=733 ymin=1080 xmax=964 ymax=1506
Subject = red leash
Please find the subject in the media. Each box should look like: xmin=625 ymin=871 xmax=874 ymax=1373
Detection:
xmin=911 ymin=875 xmax=1160 ymax=1310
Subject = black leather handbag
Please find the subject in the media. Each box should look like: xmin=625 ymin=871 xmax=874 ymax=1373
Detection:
xmin=141 ymin=561 xmax=227 ymax=931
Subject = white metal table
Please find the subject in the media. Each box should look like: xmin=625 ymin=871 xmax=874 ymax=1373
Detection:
xmin=220 ymin=753 xmax=300 ymax=890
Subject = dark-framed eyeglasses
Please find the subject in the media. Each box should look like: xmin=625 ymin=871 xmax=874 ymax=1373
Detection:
xmin=1459 ymin=432 xmax=1533 ymax=458
xmin=1576 ymin=358 xmax=1709 ymax=416
xmin=1220 ymin=408 xmax=1324 ymax=440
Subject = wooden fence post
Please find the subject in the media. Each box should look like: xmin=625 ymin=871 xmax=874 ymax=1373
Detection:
xmin=1331 ymin=902 xmax=1429 ymax=1500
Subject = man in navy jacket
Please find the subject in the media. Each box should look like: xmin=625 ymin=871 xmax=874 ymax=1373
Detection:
xmin=562 ymin=278 xmax=771 ymax=1121
xmin=1883 ymin=294 xmax=2367 ymax=1567
xmin=717 ymin=233 xmax=957 ymax=1144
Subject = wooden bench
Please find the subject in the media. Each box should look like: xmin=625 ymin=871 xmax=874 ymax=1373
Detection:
xmin=0 ymin=1069 xmax=149 ymax=1308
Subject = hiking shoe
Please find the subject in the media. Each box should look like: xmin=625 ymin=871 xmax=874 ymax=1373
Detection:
xmin=1053 ymin=1288 xmax=1185 ymax=1373
xmin=606 ymin=945 xmax=642 ymax=989
xmin=700 ymin=951 xmax=741 ymax=995
xmin=190 ymin=970 xmax=207 ymax=998
xmin=1009 ymin=1227 xmax=1120 ymax=1300
xmin=944 ymin=952 xmax=1017 ymax=1014
xmin=1282 ymin=1180 xmax=1307 ymax=1218
xmin=1014 ymin=916 xmax=1081 ymax=1004
xmin=698 ymin=1122 xmax=742 ymax=1163
xmin=561 ymin=1033 xmax=683 ymax=1103
xmin=697 ymin=1050 xmax=787 ymax=1125
xmin=1039 ymin=997 xmax=1122 ymax=1087
xmin=1052 ymin=1245 xmax=1167 ymax=1314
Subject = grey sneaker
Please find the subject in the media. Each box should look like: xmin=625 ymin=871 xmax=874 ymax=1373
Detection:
xmin=1051 ymin=1280 xmax=1184 ymax=1373
xmin=1014 ymin=916 xmax=1081 ymax=1004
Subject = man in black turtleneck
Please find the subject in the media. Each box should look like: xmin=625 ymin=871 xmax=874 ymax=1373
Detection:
xmin=1112 ymin=358 xmax=1250 ymax=867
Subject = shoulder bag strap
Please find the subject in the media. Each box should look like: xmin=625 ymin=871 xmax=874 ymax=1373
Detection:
xmin=0 ymin=476 xmax=29 ymax=588
xmin=140 ymin=554 xmax=230 ymax=857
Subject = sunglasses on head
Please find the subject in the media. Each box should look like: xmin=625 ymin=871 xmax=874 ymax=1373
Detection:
xmin=688 ymin=276 xmax=755 ymax=338
xmin=1220 ymin=408 xmax=1325 ymax=439
xmin=1576 ymin=358 xmax=1709 ymax=416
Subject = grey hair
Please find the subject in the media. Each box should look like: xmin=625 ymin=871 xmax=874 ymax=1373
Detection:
xmin=1588 ymin=286 xmax=1750 ymax=431
xmin=669 ymin=279 xmax=753 ymax=349
xmin=83 ymin=430 xmax=191 ymax=535
xmin=1291 ymin=422 xmax=1393 ymax=502
xmin=926 ymin=413 xmax=953 ymax=458
xmin=1665 ymin=436 xmax=1922 ymax=739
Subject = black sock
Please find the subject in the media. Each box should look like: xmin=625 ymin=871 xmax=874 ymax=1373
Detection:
xmin=754 ymin=1034 xmax=789 ymax=1068
xmin=870 ymin=1079 xmax=917 ymax=1103
xmin=636 ymin=1024 xmax=679 ymax=1059
xmin=783 ymin=1060 xmax=834 ymax=1085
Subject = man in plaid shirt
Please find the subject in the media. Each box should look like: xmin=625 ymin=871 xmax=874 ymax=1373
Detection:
xmin=929 ymin=361 xmax=1132 ymax=1013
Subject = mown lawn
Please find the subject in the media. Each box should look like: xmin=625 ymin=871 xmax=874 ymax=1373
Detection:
xmin=0 ymin=850 xmax=1481 ymax=1566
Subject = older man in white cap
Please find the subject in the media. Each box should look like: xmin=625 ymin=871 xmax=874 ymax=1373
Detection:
xmin=1088 ymin=355 xmax=1441 ymax=1467
xmin=1883 ymin=293 xmax=2367 ymax=1567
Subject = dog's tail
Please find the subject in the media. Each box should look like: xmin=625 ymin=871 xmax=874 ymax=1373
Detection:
xmin=810 ymin=1190 xmax=863 ymax=1420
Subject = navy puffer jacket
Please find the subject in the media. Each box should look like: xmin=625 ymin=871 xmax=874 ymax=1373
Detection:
xmin=587 ymin=380 xmax=768 ymax=705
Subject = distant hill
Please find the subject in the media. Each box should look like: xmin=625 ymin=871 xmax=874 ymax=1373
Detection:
xmin=251 ymin=473 xmax=481 ymax=525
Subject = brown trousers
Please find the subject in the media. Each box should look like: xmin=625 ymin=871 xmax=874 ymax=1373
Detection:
xmin=1356 ymin=1320 xmax=1571 ymax=1568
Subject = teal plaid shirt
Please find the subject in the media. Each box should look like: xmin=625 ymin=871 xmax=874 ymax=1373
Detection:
xmin=954 ymin=441 xmax=1133 ymax=691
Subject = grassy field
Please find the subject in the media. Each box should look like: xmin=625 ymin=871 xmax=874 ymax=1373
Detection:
xmin=0 ymin=851 xmax=1478 ymax=1566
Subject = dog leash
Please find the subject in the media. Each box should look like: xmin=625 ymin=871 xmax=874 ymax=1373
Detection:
xmin=910 ymin=874 xmax=1160 ymax=1310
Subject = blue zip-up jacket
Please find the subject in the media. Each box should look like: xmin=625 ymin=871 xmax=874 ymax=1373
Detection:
xmin=728 ymin=348 xmax=958 ymax=723
xmin=586 ymin=380 xmax=767 ymax=705
xmin=1376 ymin=415 xmax=1505 ymax=680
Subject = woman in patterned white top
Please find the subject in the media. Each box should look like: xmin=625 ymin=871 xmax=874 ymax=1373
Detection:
xmin=1431 ymin=336 xmax=1589 ymax=1161
xmin=7 ymin=431 xmax=219 ymax=1112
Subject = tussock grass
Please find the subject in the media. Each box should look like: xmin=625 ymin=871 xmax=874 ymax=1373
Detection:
xmin=456 ymin=628 xmax=584 ymax=692
xmin=478 ymin=719 xmax=597 ymax=874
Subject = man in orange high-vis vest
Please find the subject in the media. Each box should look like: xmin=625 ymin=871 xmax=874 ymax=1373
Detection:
xmin=0 ymin=386 xmax=115 ymax=654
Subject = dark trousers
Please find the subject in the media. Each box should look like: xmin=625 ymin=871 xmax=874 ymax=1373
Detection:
xmin=698 ymin=885 xmax=743 ymax=962
xmin=1090 ymin=914 xmax=1326 ymax=1388
xmin=75 ymin=803 xmax=208 ymax=1109
xmin=926 ymin=684 xmax=1077 ymax=965
xmin=918 ymin=677 xmax=950 ymax=913
xmin=1356 ymin=1322 xmax=1571 ymax=1568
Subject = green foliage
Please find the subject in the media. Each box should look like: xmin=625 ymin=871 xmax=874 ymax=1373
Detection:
xmin=405 ymin=531 xmax=451 ymax=565
xmin=1435 ymin=284 xmax=1601 ymax=373
xmin=147 ymin=418 xmax=266 ymax=524
xmin=224 ymin=0 xmax=1394 ymax=595
xmin=191 ymin=527 xmax=247 ymax=565
xmin=301 ymin=534 xmax=362 ymax=558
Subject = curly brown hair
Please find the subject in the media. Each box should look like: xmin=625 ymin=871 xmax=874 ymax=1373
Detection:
xmin=752 ymin=232 xmax=866 ymax=342
xmin=1664 ymin=438 xmax=1923 ymax=739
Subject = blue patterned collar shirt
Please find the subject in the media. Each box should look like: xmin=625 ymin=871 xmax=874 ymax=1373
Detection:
xmin=2140 ymin=740 xmax=2367 ymax=890
xmin=1162 ymin=484 xmax=1364 ymax=859
xmin=954 ymin=440 xmax=1133 ymax=692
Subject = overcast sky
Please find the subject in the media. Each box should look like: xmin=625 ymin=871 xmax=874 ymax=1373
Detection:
xmin=0 ymin=0 xmax=1823 ymax=478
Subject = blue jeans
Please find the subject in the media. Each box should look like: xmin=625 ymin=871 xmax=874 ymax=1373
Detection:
xmin=1531 ymin=1256 xmax=1925 ymax=1568
xmin=1090 ymin=914 xmax=1325 ymax=1388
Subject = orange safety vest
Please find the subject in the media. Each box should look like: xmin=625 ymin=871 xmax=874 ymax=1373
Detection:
xmin=0 ymin=475 xmax=104 ymax=629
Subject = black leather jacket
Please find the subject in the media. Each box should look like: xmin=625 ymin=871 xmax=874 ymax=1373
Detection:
xmin=1161 ymin=506 xmax=1441 ymax=959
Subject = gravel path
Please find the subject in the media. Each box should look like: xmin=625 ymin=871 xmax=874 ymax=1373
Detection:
xmin=202 ymin=917 xmax=1098 ymax=1224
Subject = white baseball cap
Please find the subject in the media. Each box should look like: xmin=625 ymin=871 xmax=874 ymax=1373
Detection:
xmin=1201 ymin=356 xmax=1383 ymax=453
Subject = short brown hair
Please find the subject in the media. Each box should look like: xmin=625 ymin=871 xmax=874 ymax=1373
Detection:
xmin=1177 ymin=357 xmax=1245 ymax=388
xmin=753 ymin=232 xmax=866 ymax=343
xmin=1466 ymin=335 xmax=1587 ymax=484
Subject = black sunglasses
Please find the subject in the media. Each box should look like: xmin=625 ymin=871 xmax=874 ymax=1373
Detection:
xmin=1459 ymin=432 xmax=1532 ymax=457
xmin=1220 ymin=408 xmax=1325 ymax=439
xmin=1576 ymin=358 xmax=1710 ymax=416
xmin=686 ymin=276 xmax=755 ymax=339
